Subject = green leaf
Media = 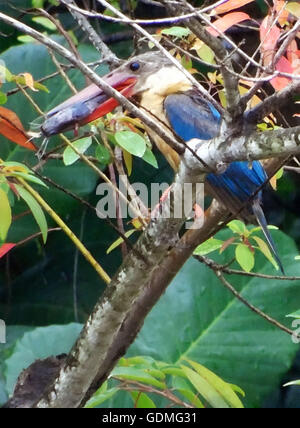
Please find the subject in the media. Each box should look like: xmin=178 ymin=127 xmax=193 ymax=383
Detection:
xmin=17 ymin=35 xmax=36 ymax=44
xmin=172 ymin=376 xmax=204 ymax=408
xmin=111 ymin=367 xmax=166 ymax=389
xmin=228 ymin=383 xmax=245 ymax=398
xmin=286 ymin=310 xmax=300 ymax=319
xmin=95 ymin=144 xmax=111 ymax=165
xmin=0 ymin=65 xmax=13 ymax=83
xmin=85 ymin=387 xmax=119 ymax=408
xmin=235 ymin=243 xmax=255 ymax=272
xmin=142 ymin=147 xmax=158 ymax=168
xmin=63 ymin=137 xmax=92 ymax=166
xmin=196 ymin=44 xmax=215 ymax=64
xmin=275 ymin=168 xmax=284 ymax=180
xmin=181 ymin=365 xmax=229 ymax=408
xmin=32 ymin=0 xmax=44 ymax=7
xmin=161 ymin=366 xmax=185 ymax=377
xmin=32 ymin=81 xmax=50 ymax=93
xmin=143 ymin=368 xmax=166 ymax=380
xmin=114 ymin=131 xmax=146 ymax=157
xmin=252 ymin=236 xmax=278 ymax=270
xmin=161 ymin=27 xmax=191 ymax=38
xmin=0 ymin=91 xmax=7 ymax=105
xmin=14 ymin=185 xmax=48 ymax=243
xmin=0 ymin=188 xmax=12 ymax=240
xmin=129 ymin=229 xmax=300 ymax=408
xmin=10 ymin=172 xmax=47 ymax=188
xmin=130 ymin=391 xmax=156 ymax=408
xmin=185 ymin=359 xmax=244 ymax=408
xmin=106 ymin=229 xmax=136 ymax=254
xmin=250 ymin=225 xmax=278 ymax=234
xmin=227 ymin=220 xmax=247 ymax=236
xmin=2 ymin=161 xmax=30 ymax=170
xmin=122 ymin=356 xmax=156 ymax=367
xmin=194 ymin=238 xmax=224 ymax=256
xmin=32 ymin=17 xmax=57 ymax=31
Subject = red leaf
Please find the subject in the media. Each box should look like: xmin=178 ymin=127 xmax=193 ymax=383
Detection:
xmin=260 ymin=16 xmax=281 ymax=66
xmin=207 ymin=12 xmax=250 ymax=37
xmin=287 ymin=40 xmax=300 ymax=73
xmin=271 ymin=56 xmax=293 ymax=90
xmin=215 ymin=0 xmax=254 ymax=15
xmin=0 ymin=243 xmax=16 ymax=259
xmin=0 ymin=106 xmax=36 ymax=150
xmin=287 ymin=40 xmax=298 ymax=65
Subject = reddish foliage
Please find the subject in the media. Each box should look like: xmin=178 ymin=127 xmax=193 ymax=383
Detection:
xmin=207 ymin=12 xmax=250 ymax=37
xmin=260 ymin=15 xmax=281 ymax=67
xmin=0 ymin=243 xmax=16 ymax=259
xmin=215 ymin=0 xmax=254 ymax=15
xmin=0 ymin=106 xmax=36 ymax=150
xmin=271 ymin=57 xmax=293 ymax=90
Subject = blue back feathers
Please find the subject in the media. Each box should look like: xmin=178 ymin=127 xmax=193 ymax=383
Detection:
xmin=164 ymin=92 xmax=267 ymax=203
xmin=164 ymin=91 xmax=284 ymax=273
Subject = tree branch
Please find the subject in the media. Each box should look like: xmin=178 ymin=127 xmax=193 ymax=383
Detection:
xmin=194 ymin=255 xmax=295 ymax=337
xmin=79 ymin=200 xmax=227 ymax=406
xmin=246 ymin=80 xmax=300 ymax=125
xmin=185 ymin=126 xmax=300 ymax=174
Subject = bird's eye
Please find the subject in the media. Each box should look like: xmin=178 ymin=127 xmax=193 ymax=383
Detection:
xmin=129 ymin=61 xmax=140 ymax=72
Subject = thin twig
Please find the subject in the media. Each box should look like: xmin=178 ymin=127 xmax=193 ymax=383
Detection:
xmin=194 ymin=255 xmax=300 ymax=281
xmin=60 ymin=0 xmax=227 ymax=26
xmin=64 ymin=0 xmax=120 ymax=65
xmin=194 ymin=255 xmax=296 ymax=337
xmin=117 ymin=379 xmax=194 ymax=408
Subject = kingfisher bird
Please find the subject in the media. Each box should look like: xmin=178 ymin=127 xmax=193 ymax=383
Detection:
xmin=41 ymin=51 xmax=284 ymax=273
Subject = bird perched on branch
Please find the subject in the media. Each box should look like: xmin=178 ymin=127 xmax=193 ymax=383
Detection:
xmin=41 ymin=51 xmax=284 ymax=273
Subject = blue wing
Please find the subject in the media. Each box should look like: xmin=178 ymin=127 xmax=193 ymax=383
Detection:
xmin=164 ymin=92 xmax=266 ymax=203
xmin=164 ymin=92 xmax=284 ymax=273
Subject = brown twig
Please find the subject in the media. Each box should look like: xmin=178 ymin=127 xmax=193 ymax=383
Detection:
xmin=194 ymin=255 xmax=295 ymax=337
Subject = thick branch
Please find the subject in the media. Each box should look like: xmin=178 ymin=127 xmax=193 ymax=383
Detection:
xmin=246 ymin=80 xmax=300 ymax=125
xmin=186 ymin=126 xmax=300 ymax=173
xmin=32 ymin=164 xmax=205 ymax=407
xmin=80 ymin=201 xmax=227 ymax=405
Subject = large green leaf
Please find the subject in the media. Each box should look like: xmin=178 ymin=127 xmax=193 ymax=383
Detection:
xmin=128 ymin=229 xmax=300 ymax=407
xmin=14 ymin=184 xmax=48 ymax=244
xmin=63 ymin=137 xmax=93 ymax=166
xmin=114 ymin=131 xmax=146 ymax=157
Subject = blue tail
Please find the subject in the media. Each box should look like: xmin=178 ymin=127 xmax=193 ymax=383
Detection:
xmin=252 ymin=199 xmax=284 ymax=275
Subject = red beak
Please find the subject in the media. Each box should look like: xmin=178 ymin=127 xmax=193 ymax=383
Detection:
xmin=41 ymin=71 xmax=138 ymax=137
